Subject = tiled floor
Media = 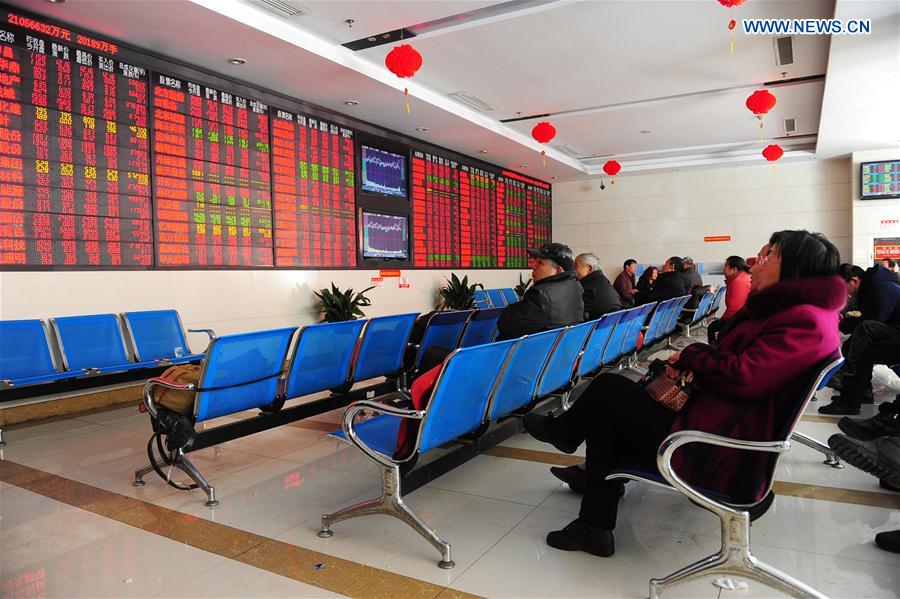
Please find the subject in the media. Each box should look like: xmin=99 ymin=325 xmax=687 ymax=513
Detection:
xmin=1 ymin=385 xmax=898 ymax=598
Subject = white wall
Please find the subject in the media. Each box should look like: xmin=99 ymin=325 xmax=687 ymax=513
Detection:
xmin=552 ymin=158 xmax=852 ymax=279
xmin=0 ymin=268 xmax=526 ymax=354
xmin=850 ymin=149 xmax=900 ymax=267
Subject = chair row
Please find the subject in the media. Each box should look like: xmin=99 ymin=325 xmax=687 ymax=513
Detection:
xmin=410 ymin=307 xmax=505 ymax=373
xmin=473 ymin=287 xmax=518 ymax=309
xmin=0 ymin=310 xmax=208 ymax=390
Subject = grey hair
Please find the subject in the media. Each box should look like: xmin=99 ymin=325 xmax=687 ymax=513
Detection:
xmin=576 ymin=253 xmax=603 ymax=272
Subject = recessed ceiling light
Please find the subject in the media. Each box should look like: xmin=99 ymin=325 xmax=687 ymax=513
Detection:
xmin=228 ymin=58 xmax=246 ymax=65
xmin=344 ymin=100 xmax=359 ymax=106
xmin=478 ymin=150 xmax=488 ymax=154
xmin=46 ymin=0 xmax=66 ymax=3
xmin=640 ymin=129 xmax=654 ymax=134
xmin=415 ymin=127 xmax=428 ymax=132
xmin=519 ymin=164 xmax=527 ymax=168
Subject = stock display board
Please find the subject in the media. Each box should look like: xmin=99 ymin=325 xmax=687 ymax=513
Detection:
xmin=411 ymin=150 xmax=458 ymax=267
xmin=272 ymin=109 xmax=355 ymax=267
xmin=0 ymin=13 xmax=153 ymax=266
xmin=0 ymin=6 xmax=550 ymax=270
xmin=151 ymin=73 xmax=272 ymax=267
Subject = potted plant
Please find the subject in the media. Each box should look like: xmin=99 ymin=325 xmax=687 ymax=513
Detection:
xmin=515 ymin=273 xmax=531 ymax=298
xmin=313 ymin=284 xmax=375 ymax=322
xmin=438 ymin=273 xmax=482 ymax=310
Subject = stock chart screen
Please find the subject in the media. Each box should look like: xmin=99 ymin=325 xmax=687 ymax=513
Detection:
xmin=360 ymin=145 xmax=406 ymax=198
xmin=411 ymin=150 xmax=458 ymax=267
xmin=0 ymin=11 xmax=153 ymax=266
xmin=152 ymin=73 xmax=272 ymax=267
xmin=361 ymin=210 xmax=408 ymax=260
xmin=272 ymin=109 xmax=356 ymax=267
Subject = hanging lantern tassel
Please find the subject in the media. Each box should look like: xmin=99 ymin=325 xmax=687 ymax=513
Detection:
xmin=540 ymin=149 xmax=546 ymax=167
xmin=385 ymin=44 xmax=422 ymax=115
xmin=404 ymin=88 xmax=410 ymax=114
xmin=729 ymin=15 xmax=736 ymax=54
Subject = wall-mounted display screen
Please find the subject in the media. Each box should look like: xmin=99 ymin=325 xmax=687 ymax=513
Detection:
xmin=360 ymin=210 xmax=408 ymax=260
xmin=360 ymin=145 xmax=406 ymax=198
xmin=411 ymin=150 xmax=458 ymax=267
xmin=861 ymin=161 xmax=900 ymax=200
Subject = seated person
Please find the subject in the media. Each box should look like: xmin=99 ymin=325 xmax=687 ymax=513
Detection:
xmin=682 ymin=256 xmax=703 ymax=293
xmin=643 ymin=256 xmax=688 ymax=304
xmin=634 ymin=266 xmax=658 ymax=304
xmin=524 ymin=230 xmax=843 ymax=557
xmin=838 ymin=262 xmax=900 ymax=334
xmin=496 ymin=243 xmax=584 ymax=340
xmin=613 ymin=259 xmax=639 ymax=307
xmin=881 ymin=258 xmax=900 ymax=284
xmin=575 ymin=253 xmax=622 ymax=319
xmin=707 ymin=255 xmax=751 ymax=343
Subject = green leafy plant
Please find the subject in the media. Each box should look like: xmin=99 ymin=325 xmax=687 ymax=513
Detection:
xmin=438 ymin=273 xmax=482 ymax=311
xmin=313 ymin=284 xmax=375 ymax=322
xmin=515 ymin=273 xmax=532 ymax=298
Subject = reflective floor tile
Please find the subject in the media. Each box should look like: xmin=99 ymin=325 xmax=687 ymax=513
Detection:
xmin=424 ymin=454 xmax=564 ymax=506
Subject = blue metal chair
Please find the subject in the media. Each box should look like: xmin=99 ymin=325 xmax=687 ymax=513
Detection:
xmin=488 ymin=329 xmax=563 ymax=420
xmin=486 ymin=288 xmax=507 ymax=308
xmin=663 ymin=295 xmax=692 ymax=347
xmin=535 ymin=321 xmax=596 ymax=399
xmin=615 ymin=303 xmax=657 ymax=369
xmin=500 ymin=287 xmax=519 ymax=305
xmin=676 ymin=292 xmax=715 ymax=343
xmin=575 ymin=310 xmax=625 ymax=379
xmin=607 ymin=352 xmax=843 ymax=599
xmin=473 ymin=289 xmax=491 ymax=309
xmin=411 ymin=310 xmax=473 ymax=371
xmin=703 ymin=286 xmax=727 ymax=325
xmin=284 ymin=320 xmax=366 ymax=399
xmin=458 ymin=307 xmax=503 ymax=348
xmin=51 ymin=314 xmax=158 ymax=374
xmin=136 ymin=326 xmax=297 ymax=507
xmin=122 ymin=310 xmax=208 ymax=365
xmin=642 ymin=299 xmax=676 ymax=348
xmin=318 ymin=340 xmax=517 ymax=568
xmin=347 ymin=313 xmax=418 ymax=388
xmin=0 ymin=319 xmax=79 ymax=388
xmin=601 ymin=306 xmax=643 ymax=366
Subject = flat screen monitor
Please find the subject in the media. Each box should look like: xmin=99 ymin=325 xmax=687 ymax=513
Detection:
xmin=861 ymin=161 xmax=900 ymax=200
xmin=361 ymin=211 xmax=409 ymax=260
xmin=360 ymin=145 xmax=407 ymax=198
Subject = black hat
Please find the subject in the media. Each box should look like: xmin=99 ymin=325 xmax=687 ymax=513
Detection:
xmin=527 ymin=242 xmax=575 ymax=272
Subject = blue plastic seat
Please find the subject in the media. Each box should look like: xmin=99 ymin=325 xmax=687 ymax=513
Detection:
xmin=473 ymin=289 xmax=491 ymax=309
xmin=486 ymin=289 xmax=507 ymax=308
xmin=641 ymin=299 xmax=674 ymax=348
xmin=458 ymin=307 xmax=504 ymax=348
xmin=0 ymin=319 xmax=79 ymax=388
xmin=194 ymin=327 xmax=297 ymax=422
xmin=576 ymin=310 xmax=625 ymax=378
xmin=501 ymin=288 xmax=519 ymax=305
xmin=413 ymin=311 xmax=473 ymax=370
xmin=284 ymin=320 xmax=366 ymax=399
xmin=690 ymin=292 xmax=715 ymax=325
xmin=122 ymin=310 xmax=205 ymax=365
xmin=622 ymin=302 xmax=656 ymax=356
xmin=601 ymin=306 xmax=641 ymax=366
xmin=349 ymin=313 xmax=418 ymax=383
xmin=488 ymin=329 xmax=563 ymax=420
xmin=51 ymin=314 xmax=157 ymax=374
xmin=662 ymin=295 xmax=692 ymax=338
xmin=536 ymin=321 xmax=596 ymax=397
xmin=709 ymin=286 xmax=727 ymax=316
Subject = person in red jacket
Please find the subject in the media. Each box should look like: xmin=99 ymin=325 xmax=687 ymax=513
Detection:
xmin=707 ymin=255 xmax=752 ymax=343
xmin=524 ymin=230 xmax=843 ymax=557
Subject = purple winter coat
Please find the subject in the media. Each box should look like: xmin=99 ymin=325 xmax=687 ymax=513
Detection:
xmin=671 ymin=275 xmax=844 ymax=501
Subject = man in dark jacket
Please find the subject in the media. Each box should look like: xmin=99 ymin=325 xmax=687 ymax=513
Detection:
xmin=682 ymin=256 xmax=703 ymax=293
xmin=644 ymin=257 xmax=687 ymax=304
xmin=575 ymin=253 xmax=621 ymax=319
xmin=613 ymin=259 xmax=638 ymax=307
xmin=838 ymin=263 xmax=900 ymax=334
xmin=496 ymin=243 xmax=584 ymax=340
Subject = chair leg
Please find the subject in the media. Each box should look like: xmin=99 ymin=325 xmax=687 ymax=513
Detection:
xmin=174 ymin=449 xmax=218 ymax=507
xmin=650 ymin=511 xmax=826 ymax=599
xmin=791 ymin=431 xmax=844 ymax=468
xmin=132 ymin=463 xmax=155 ymax=486
xmin=318 ymin=463 xmax=455 ymax=569
xmin=0 ymin=428 xmax=5 ymax=447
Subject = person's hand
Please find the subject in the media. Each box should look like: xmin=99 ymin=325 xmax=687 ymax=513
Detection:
xmin=667 ymin=351 xmax=682 ymax=364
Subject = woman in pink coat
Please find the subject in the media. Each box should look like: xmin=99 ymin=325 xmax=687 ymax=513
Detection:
xmin=707 ymin=255 xmax=752 ymax=342
xmin=525 ymin=230 xmax=843 ymax=557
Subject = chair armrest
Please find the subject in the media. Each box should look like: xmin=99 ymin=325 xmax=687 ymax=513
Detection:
xmin=142 ymin=376 xmax=196 ymax=419
xmin=656 ymin=430 xmax=789 ymax=515
xmin=342 ymin=398 xmax=425 ymax=468
xmin=187 ymin=328 xmax=216 ymax=353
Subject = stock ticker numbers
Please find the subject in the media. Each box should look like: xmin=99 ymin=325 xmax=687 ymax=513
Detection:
xmin=271 ymin=110 xmax=356 ymax=268
xmin=459 ymin=164 xmax=497 ymax=268
xmin=0 ymin=14 xmax=153 ymax=266
xmin=152 ymin=73 xmax=273 ymax=267
xmin=411 ymin=150 xmax=458 ymax=267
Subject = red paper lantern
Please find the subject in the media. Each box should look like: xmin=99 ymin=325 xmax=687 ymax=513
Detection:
xmin=717 ymin=0 xmax=746 ymax=7
xmin=531 ymin=121 xmax=556 ymax=144
xmin=603 ymin=160 xmax=621 ymax=176
xmin=762 ymin=144 xmax=784 ymax=162
xmin=746 ymin=90 xmax=777 ymax=118
xmin=385 ymin=44 xmax=422 ymax=79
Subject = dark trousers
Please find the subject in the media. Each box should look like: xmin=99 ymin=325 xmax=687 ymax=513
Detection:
xmin=706 ymin=318 xmax=728 ymax=344
xmin=840 ymin=321 xmax=900 ymax=407
xmin=553 ymin=373 xmax=676 ymax=529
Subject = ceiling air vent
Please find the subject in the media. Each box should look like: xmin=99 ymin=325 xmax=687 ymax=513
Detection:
xmin=774 ymin=36 xmax=794 ymax=66
xmin=248 ymin=0 xmax=305 ymax=18
xmin=447 ymin=91 xmax=496 ymax=112
xmin=783 ymin=117 xmax=797 ymax=135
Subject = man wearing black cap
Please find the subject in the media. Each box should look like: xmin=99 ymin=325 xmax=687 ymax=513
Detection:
xmin=497 ymin=242 xmax=584 ymax=340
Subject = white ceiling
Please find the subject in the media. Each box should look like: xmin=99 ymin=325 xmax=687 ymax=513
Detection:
xmin=11 ymin=0 xmax=900 ymax=182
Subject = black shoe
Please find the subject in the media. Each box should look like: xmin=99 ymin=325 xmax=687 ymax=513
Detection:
xmin=551 ymin=464 xmax=587 ymax=493
xmin=826 ymin=371 xmax=844 ymax=392
xmin=828 ymin=434 xmax=900 ymax=486
xmin=875 ymin=529 xmax=900 ymax=553
xmin=880 ymin=478 xmax=900 ymax=492
xmin=818 ymin=400 xmax=860 ymax=416
xmin=838 ymin=412 xmax=900 ymax=441
xmin=546 ymin=518 xmax=615 ymax=557
xmin=524 ymin=412 xmax=579 ymax=454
